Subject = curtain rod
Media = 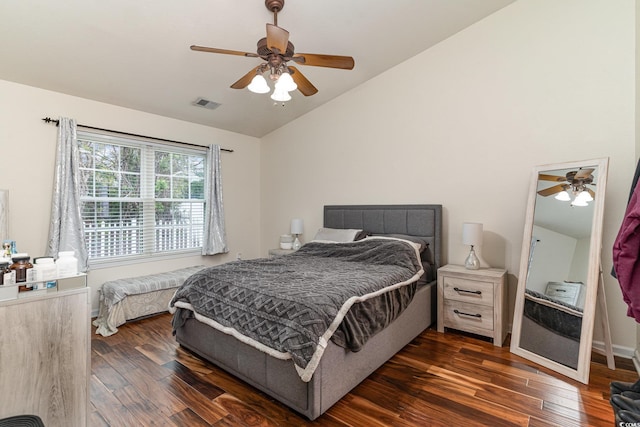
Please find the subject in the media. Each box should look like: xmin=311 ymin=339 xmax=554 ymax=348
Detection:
xmin=41 ymin=117 xmax=233 ymax=153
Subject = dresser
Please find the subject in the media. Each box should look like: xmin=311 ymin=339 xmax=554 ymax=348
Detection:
xmin=437 ymin=264 xmax=507 ymax=346
xmin=0 ymin=276 xmax=89 ymax=426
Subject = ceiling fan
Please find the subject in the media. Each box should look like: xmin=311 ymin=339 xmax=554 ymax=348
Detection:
xmin=190 ymin=0 xmax=355 ymax=99
xmin=537 ymin=168 xmax=596 ymax=200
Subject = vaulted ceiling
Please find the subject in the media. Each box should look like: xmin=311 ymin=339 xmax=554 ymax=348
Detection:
xmin=0 ymin=0 xmax=515 ymax=137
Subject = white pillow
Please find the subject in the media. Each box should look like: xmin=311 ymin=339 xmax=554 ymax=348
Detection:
xmin=363 ymin=235 xmax=423 ymax=253
xmin=312 ymin=227 xmax=363 ymax=243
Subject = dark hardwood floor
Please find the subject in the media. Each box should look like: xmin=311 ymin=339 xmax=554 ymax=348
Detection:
xmin=91 ymin=313 xmax=637 ymax=426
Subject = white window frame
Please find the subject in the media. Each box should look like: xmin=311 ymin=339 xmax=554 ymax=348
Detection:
xmin=77 ymin=131 xmax=207 ymax=268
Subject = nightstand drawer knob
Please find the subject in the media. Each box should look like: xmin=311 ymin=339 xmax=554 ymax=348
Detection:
xmin=453 ymin=287 xmax=482 ymax=295
xmin=454 ymin=309 xmax=482 ymax=318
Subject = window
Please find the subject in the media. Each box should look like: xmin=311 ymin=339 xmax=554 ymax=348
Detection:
xmin=78 ymin=132 xmax=206 ymax=261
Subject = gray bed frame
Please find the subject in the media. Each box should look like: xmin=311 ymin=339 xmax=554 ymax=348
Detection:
xmin=174 ymin=204 xmax=442 ymax=420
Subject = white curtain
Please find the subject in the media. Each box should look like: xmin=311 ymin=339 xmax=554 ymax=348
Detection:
xmin=46 ymin=117 xmax=89 ymax=271
xmin=202 ymin=144 xmax=228 ymax=255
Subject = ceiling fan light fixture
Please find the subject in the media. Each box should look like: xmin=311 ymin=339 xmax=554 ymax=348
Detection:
xmin=270 ymin=88 xmax=291 ymax=102
xmin=248 ymin=74 xmax=270 ymax=94
xmin=275 ymin=72 xmax=297 ymax=92
xmin=190 ymin=0 xmax=354 ymax=100
xmin=571 ymin=197 xmax=589 ymax=207
xmin=554 ymin=191 xmax=571 ymax=201
xmin=574 ymin=190 xmax=593 ymax=203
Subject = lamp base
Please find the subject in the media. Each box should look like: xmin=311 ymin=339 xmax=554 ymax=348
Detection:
xmin=465 ymin=246 xmax=480 ymax=270
xmin=292 ymin=236 xmax=301 ymax=250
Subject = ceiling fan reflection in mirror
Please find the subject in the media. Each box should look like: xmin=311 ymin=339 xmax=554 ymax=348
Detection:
xmin=537 ymin=168 xmax=596 ymax=206
xmin=190 ymin=0 xmax=355 ymax=102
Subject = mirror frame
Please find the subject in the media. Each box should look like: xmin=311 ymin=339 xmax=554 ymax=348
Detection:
xmin=510 ymin=158 xmax=609 ymax=384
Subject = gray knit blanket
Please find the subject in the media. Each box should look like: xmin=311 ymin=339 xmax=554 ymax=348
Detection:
xmin=100 ymin=265 xmax=204 ymax=310
xmin=170 ymin=237 xmax=423 ymax=381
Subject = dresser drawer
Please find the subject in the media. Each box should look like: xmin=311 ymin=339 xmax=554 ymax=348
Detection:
xmin=443 ymin=300 xmax=494 ymax=334
xmin=443 ymin=276 xmax=494 ymax=306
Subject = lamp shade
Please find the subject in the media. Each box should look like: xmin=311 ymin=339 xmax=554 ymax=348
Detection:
xmin=275 ymin=72 xmax=297 ymax=92
xmin=571 ymin=198 xmax=589 ymax=207
xmin=554 ymin=190 xmax=571 ymax=201
xmin=271 ymin=89 xmax=292 ymax=102
xmin=462 ymin=222 xmax=483 ymax=246
xmin=290 ymin=218 xmax=304 ymax=235
xmin=575 ymin=190 xmax=593 ymax=202
xmin=247 ymin=74 xmax=270 ymax=94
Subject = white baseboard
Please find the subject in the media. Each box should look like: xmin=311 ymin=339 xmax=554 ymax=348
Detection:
xmin=592 ymin=339 xmax=635 ymax=360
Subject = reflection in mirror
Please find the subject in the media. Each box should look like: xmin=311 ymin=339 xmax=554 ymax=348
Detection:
xmin=510 ymin=158 xmax=608 ymax=384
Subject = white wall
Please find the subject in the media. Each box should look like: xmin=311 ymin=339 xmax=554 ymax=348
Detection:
xmin=527 ymin=226 xmax=575 ymax=294
xmin=0 ymin=79 xmax=261 ymax=311
xmin=260 ymin=0 xmax=637 ymax=350
xmin=570 ymin=237 xmax=591 ymax=309
xmin=570 ymin=237 xmax=591 ymax=285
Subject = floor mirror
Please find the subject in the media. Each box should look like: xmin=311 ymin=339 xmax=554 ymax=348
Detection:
xmin=510 ymin=158 xmax=609 ymax=384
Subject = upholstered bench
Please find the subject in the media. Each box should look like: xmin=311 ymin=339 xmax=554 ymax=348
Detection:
xmin=93 ymin=265 xmax=203 ymax=336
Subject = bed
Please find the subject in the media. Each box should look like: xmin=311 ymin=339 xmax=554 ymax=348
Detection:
xmin=520 ymin=288 xmax=583 ymax=369
xmin=170 ymin=204 xmax=442 ymax=420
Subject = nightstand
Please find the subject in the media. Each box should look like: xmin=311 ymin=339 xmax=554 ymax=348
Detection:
xmin=437 ymin=264 xmax=507 ymax=346
xmin=268 ymin=248 xmax=295 ymax=257
xmin=545 ymin=281 xmax=582 ymax=306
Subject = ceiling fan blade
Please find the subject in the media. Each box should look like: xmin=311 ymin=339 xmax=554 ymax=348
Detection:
xmin=538 ymin=173 xmax=566 ymax=182
xmin=230 ymin=66 xmax=262 ymax=89
xmin=587 ymin=188 xmax=596 ymax=198
xmin=191 ymin=45 xmax=259 ymax=58
xmin=537 ymin=184 xmax=568 ymax=197
xmin=266 ymin=23 xmax=289 ymax=54
xmin=575 ymin=168 xmax=595 ymax=179
xmin=292 ymin=53 xmax=355 ymax=70
xmin=288 ymin=66 xmax=318 ymax=96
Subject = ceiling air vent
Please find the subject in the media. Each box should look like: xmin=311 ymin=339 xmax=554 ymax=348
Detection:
xmin=192 ymin=97 xmax=221 ymax=110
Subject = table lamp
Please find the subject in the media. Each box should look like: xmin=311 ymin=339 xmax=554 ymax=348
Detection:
xmin=291 ymin=219 xmax=304 ymax=250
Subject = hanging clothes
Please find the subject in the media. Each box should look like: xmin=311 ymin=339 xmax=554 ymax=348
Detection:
xmin=628 ymin=160 xmax=640 ymax=202
xmin=613 ymin=159 xmax=640 ymax=322
xmin=612 ymin=159 xmax=640 ymax=279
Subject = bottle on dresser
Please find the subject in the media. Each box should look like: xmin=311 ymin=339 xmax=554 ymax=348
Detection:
xmin=56 ymin=251 xmax=78 ymax=277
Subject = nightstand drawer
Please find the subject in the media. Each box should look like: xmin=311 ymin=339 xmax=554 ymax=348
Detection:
xmin=545 ymin=282 xmax=581 ymax=305
xmin=442 ymin=277 xmax=494 ymax=306
xmin=443 ymin=300 xmax=494 ymax=333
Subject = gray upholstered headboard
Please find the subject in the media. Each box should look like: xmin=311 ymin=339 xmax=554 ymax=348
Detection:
xmin=323 ymin=204 xmax=442 ymax=271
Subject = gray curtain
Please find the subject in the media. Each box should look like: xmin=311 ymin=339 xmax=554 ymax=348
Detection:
xmin=46 ymin=117 xmax=89 ymax=272
xmin=202 ymin=144 xmax=228 ymax=255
